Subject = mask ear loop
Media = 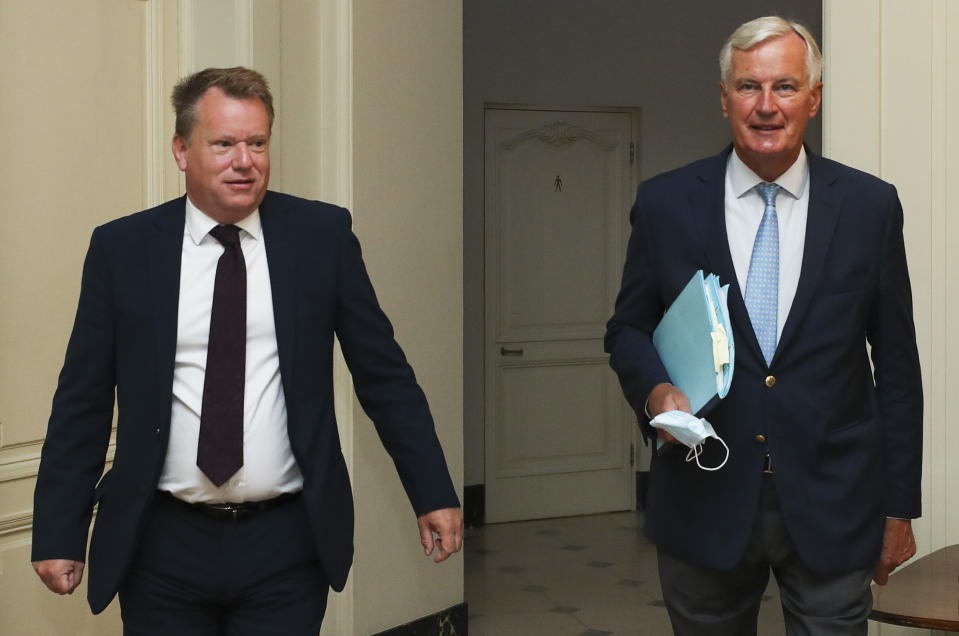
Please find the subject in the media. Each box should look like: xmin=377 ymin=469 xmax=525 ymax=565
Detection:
xmin=684 ymin=437 xmax=730 ymax=471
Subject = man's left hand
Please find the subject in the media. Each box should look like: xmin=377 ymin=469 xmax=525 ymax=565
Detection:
xmin=417 ymin=507 xmax=464 ymax=563
xmin=873 ymin=518 xmax=916 ymax=585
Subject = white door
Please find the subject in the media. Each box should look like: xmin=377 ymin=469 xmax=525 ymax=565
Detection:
xmin=484 ymin=107 xmax=637 ymax=522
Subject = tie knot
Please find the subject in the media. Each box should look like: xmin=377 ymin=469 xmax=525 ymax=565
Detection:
xmin=755 ymin=182 xmax=781 ymax=208
xmin=209 ymin=224 xmax=241 ymax=248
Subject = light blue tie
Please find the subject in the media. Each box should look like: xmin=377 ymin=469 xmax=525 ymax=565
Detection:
xmin=745 ymin=182 xmax=781 ymax=366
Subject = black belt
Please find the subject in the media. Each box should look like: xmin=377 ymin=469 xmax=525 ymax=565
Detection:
xmin=158 ymin=490 xmax=301 ymax=522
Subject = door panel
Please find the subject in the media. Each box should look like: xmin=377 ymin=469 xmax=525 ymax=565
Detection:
xmin=485 ymin=108 xmax=636 ymax=522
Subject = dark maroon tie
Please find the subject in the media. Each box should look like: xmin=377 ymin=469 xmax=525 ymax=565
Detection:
xmin=197 ymin=224 xmax=246 ymax=486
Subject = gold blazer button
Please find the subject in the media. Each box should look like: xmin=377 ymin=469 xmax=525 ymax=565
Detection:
xmin=755 ymin=434 xmax=767 ymax=443
xmin=765 ymin=375 xmax=776 ymax=388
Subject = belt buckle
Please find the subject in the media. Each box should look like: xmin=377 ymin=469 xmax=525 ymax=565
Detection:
xmin=206 ymin=501 xmax=244 ymax=521
xmin=219 ymin=503 xmax=244 ymax=521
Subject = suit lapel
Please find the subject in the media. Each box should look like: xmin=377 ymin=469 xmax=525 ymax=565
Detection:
xmin=774 ymin=151 xmax=841 ymax=359
xmin=259 ymin=193 xmax=297 ymax=394
xmin=148 ymin=198 xmax=187 ymax=408
xmin=692 ymin=147 xmax=768 ymax=366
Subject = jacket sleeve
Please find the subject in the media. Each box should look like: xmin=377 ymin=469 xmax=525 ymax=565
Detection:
xmin=32 ymin=227 xmax=117 ymax=562
xmin=866 ymin=186 xmax=923 ymax=519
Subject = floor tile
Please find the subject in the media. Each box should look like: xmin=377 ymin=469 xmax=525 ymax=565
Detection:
xmin=465 ymin=510 xmax=794 ymax=635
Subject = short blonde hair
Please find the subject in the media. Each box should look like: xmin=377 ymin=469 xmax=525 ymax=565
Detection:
xmin=172 ymin=66 xmax=274 ymax=142
xmin=719 ymin=16 xmax=822 ymax=89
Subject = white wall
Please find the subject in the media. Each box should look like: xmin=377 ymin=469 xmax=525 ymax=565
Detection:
xmin=463 ymin=0 xmax=823 ymax=486
xmin=824 ymin=1 xmax=959 ymax=634
xmin=351 ymin=1 xmax=465 ymax=633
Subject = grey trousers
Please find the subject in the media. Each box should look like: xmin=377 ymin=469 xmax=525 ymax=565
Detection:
xmin=657 ymin=475 xmax=874 ymax=636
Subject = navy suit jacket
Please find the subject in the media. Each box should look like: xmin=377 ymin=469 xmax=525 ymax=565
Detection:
xmin=32 ymin=191 xmax=459 ymax=613
xmin=605 ymin=147 xmax=922 ymax=574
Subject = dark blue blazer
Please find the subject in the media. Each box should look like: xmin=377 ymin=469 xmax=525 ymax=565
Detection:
xmin=605 ymin=147 xmax=922 ymax=574
xmin=32 ymin=191 xmax=459 ymax=613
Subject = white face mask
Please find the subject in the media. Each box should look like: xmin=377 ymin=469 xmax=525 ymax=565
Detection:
xmin=649 ymin=410 xmax=729 ymax=471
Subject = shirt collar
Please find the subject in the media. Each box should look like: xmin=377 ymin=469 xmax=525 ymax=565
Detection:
xmin=728 ymin=146 xmax=808 ymax=200
xmin=184 ymin=196 xmax=262 ymax=246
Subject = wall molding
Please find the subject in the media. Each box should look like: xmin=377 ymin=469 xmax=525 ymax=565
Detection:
xmin=1 ymin=507 xmax=106 ymax=539
xmin=177 ymin=0 xmax=195 ymax=75
xmin=233 ymin=0 xmax=253 ymax=67
xmin=325 ymin=0 xmax=354 ymax=628
xmin=0 ymin=510 xmax=33 ymax=538
xmin=316 ymin=0 xmax=354 ymax=210
xmin=0 ymin=440 xmax=44 ymax=484
xmin=144 ymin=0 xmax=165 ymax=208
xmin=0 ymin=439 xmax=116 ymax=485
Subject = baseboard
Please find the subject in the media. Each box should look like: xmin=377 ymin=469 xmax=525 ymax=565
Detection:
xmin=636 ymin=470 xmax=649 ymax=511
xmin=370 ymin=602 xmax=468 ymax=636
xmin=463 ymin=483 xmax=484 ymax=528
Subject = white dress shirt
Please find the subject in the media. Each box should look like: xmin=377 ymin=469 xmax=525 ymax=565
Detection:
xmin=725 ymin=147 xmax=809 ymax=341
xmin=157 ymin=197 xmax=303 ymax=503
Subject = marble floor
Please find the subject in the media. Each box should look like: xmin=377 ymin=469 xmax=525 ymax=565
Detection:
xmin=464 ymin=510 xmax=786 ymax=636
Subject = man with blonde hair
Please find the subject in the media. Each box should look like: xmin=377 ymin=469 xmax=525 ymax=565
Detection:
xmin=607 ymin=16 xmax=921 ymax=635
xmin=32 ymin=66 xmax=463 ymax=635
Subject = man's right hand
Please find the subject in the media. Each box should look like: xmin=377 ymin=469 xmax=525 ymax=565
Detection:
xmin=648 ymin=382 xmax=692 ymax=444
xmin=33 ymin=559 xmax=84 ymax=595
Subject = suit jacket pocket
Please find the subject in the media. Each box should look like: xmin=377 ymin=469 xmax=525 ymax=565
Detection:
xmin=816 ymin=281 xmax=865 ymax=297
xmin=825 ymin=415 xmax=873 ymax=435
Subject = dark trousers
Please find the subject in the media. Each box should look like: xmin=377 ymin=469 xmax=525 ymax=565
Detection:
xmin=118 ymin=493 xmax=329 ymax=636
xmin=657 ymin=475 xmax=874 ymax=636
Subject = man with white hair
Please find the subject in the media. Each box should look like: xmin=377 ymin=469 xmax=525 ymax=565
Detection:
xmin=606 ymin=16 xmax=922 ymax=635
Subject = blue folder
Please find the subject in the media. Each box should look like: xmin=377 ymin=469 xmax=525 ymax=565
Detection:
xmin=653 ymin=270 xmax=735 ymax=420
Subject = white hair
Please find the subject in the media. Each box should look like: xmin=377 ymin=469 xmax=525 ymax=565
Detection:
xmin=719 ymin=16 xmax=822 ymax=89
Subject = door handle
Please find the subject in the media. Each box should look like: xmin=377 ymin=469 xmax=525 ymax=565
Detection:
xmin=500 ymin=347 xmax=524 ymax=356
